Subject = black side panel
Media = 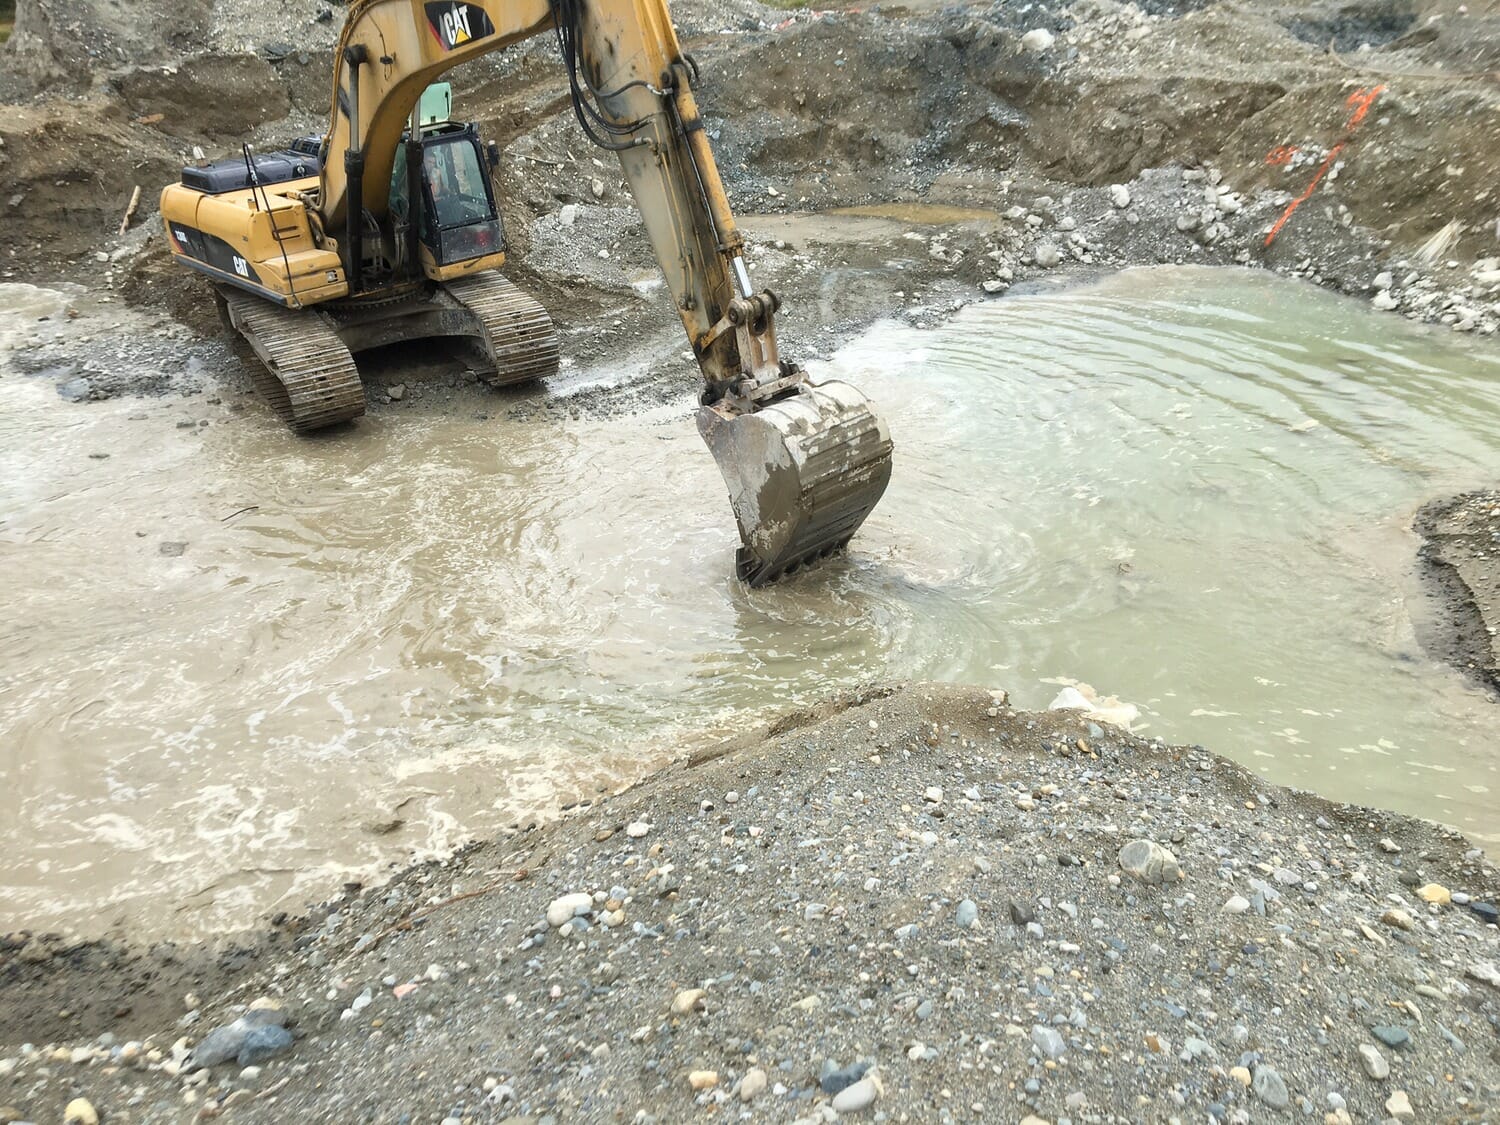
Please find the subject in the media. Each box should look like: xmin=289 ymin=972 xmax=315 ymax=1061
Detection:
xmin=167 ymin=222 xmax=270 ymax=292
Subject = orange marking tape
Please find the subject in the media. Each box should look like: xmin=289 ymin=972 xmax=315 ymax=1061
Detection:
xmin=1264 ymin=85 xmax=1385 ymax=247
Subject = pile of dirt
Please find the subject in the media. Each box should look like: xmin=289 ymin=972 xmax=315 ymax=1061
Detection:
xmin=1 ymin=684 xmax=1496 ymax=1122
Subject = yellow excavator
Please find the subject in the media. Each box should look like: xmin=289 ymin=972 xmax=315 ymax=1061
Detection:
xmin=159 ymin=0 xmax=892 ymax=584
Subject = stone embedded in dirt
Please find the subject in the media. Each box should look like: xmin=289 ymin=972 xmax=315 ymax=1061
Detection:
xmin=1109 ymin=184 xmax=1131 ymax=209
xmin=1031 ymin=1025 xmax=1066 ymax=1059
xmin=1416 ymin=882 xmax=1451 ymax=904
xmin=956 ymin=899 xmax=978 ymax=928
xmin=1222 ymin=894 xmax=1250 ymax=914
xmin=738 ymin=1067 xmax=767 ymax=1102
xmin=1372 ymin=1025 xmax=1410 ymax=1050
xmin=1386 ymin=1090 xmax=1415 ymax=1119
xmin=387 ymin=384 xmax=406 ymax=401
xmin=820 ymin=1058 xmax=871 ymax=1095
xmin=1118 ymin=839 xmax=1181 ymax=885
xmin=670 ymin=988 xmax=706 ymax=1015
xmin=626 ymin=820 xmax=651 ymax=838
xmin=64 ymin=1098 xmax=99 ymax=1125
xmin=1381 ymin=908 xmax=1414 ymax=931
xmin=1467 ymin=960 xmax=1500 ymax=987
xmin=1372 ymin=290 xmax=1400 ymax=311
xmin=559 ymin=204 xmax=577 ymax=226
xmin=1252 ymin=1066 xmax=1289 ymax=1109
xmin=1359 ymin=1043 xmax=1389 ymax=1079
xmin=1021 ymin=28 xmax=1055 ymax=52
xmin=237 ymin=1024 xmax=294 ymax=1066
xmin=545 ymin=892 xmax=593 ymax=927
xmin=832 ymin=1075 xmax=881 ymax=1114
xmin=186 ymin=1007 xmax=290 ymax=1070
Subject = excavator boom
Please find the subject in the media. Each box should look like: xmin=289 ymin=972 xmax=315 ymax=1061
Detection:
xmin=162 ymin=0 xmax=892 ymax=583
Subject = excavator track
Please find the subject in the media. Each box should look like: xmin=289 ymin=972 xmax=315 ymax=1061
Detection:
xmin=442 ymin=273 xmax=560 ymax=387
xmin=222 ymin=290 xmax=366 ymax=433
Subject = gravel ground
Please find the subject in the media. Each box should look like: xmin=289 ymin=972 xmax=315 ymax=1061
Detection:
xmin=3 ymin=684 xmax=1497 ymax=1123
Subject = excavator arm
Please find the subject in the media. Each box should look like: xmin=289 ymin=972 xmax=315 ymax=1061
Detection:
xmin=162 ymin=0 xmax=891 ymax=581
xmin=320 ymin=0 xmax=893 ymax=580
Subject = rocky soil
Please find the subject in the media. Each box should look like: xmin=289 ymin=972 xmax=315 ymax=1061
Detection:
xmin=2 ymin=684 xmax=1498 ymax=1123
xmin=2 ymin=0 xmax=1499 ymax=1120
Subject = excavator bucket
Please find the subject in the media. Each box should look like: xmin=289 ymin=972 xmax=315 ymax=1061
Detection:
xmin=697 ymin=379 xmax=893 ymax=585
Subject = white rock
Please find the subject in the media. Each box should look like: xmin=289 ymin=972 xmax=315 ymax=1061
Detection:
xmin=626 ymin=820 xmax=651 ymax=838
xmin=923 ymin=786 xmax=943 ymax=804
xmin=1372 ymin=290 xmax=1400 ymax=311
xmin=65 ymin=1099 xmax=99 ymax=1125
xmin=831 ymin=1075 xmax=881 ymax=1113
xmin=739 ymin=1067 xmax=768 ymax=1102
xmin=1021 ymin=28 xmax=1055 ymax=52
xmin=559 ymin=204 xmax=578 ymax=226
xmin=1034 ymin=242 xmax=1062 ymax=268
xmin=1358 ymin=1043 xmax=1389 ymax=1079
xmin=546 ymin=892 xmax=593 ymax=927
xmin=981 ymin=279 xmax=1008 ymax=294
xmin=1222 ymin=895 xmax=1251 ymax=914
xmin=1373 ymin=270 xmax=1393 ymax=290
xmin=1109 ymin=184 xmax=1131 ymax=209
xmin=1385 ymin=1090 xmax=1414 ymax=1119
xmin=670 ymin=988 xmax=707 ymax=1015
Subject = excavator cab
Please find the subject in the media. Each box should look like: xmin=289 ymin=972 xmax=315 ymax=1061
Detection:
xmin=391 ymin=124 xmax=505 ymax=270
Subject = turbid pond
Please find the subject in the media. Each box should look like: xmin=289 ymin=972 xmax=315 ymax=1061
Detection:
xmin=2 ymin=266 xmax=1496 ymax=937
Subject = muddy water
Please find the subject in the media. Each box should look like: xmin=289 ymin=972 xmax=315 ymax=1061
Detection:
xmin=2 ymin=267 xmax=1497 ymax=939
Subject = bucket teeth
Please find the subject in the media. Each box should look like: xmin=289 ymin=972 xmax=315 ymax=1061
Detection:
xmin=698 ymin=379 xmax=892 ymax=586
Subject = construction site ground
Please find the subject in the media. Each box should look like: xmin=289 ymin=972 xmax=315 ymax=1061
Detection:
xmin=1 ymin=0 xmax=1498 ymax=1118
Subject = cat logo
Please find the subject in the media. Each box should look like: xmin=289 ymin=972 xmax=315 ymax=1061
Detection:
xmin=232 ymin=256 xmax=251 ymax=278
xmin=424 ymin=2 xmax=495 ymax=51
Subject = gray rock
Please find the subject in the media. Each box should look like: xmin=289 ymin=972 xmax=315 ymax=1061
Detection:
xmin=236 ymin=1024 xmax=293 ymax=1066
xmin=1034 ymin=242 xmax=1062 ymax=268
xmin=1372 ymin=1025 xmax=1410 ymax=1050
xmin=956 ymin=899 xmax=978 ymax=929
xmin=819 ymin=1059 xmax=870 ymax=1095
xmin=186 ymin=1009 xmax=289 ymax=1070
xmin=1252 ymin=1066 xmax=1289 ymax=1109
xmin=1118 ymin=839 xmax=1181 ymax=885
xmin=1031 ymin=1025 xmax=1066 ymax=1060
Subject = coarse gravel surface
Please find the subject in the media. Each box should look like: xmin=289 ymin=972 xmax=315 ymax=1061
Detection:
xmin=3 ymin=684 xmax=1497 ymax=1123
